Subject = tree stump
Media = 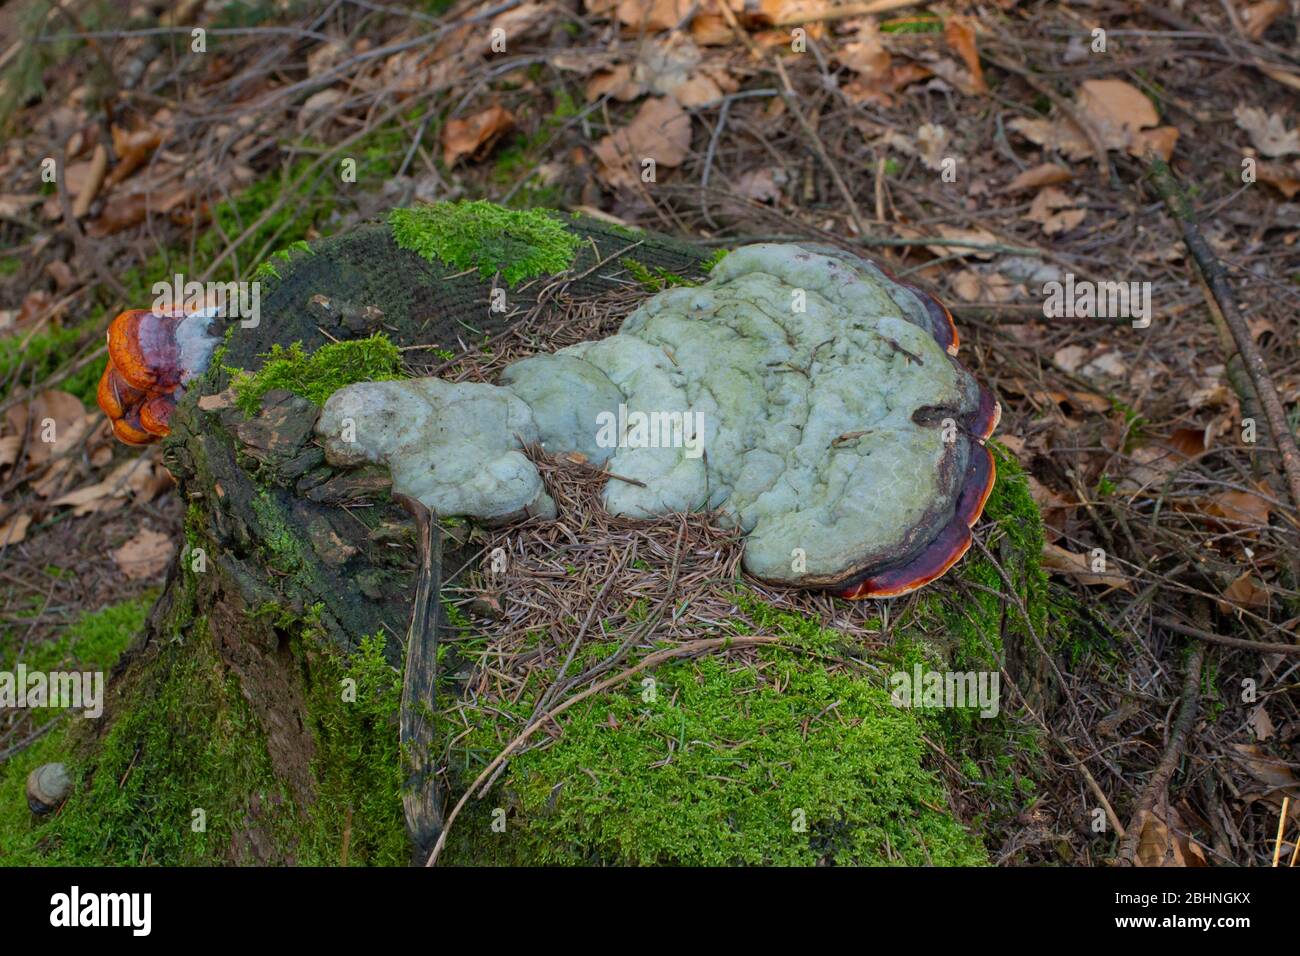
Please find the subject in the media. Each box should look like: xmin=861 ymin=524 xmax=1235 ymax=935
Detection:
xmin=30 ymin=209 xmax=1049 ymax=866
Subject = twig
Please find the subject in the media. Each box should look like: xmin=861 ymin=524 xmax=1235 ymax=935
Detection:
xmin=1155 ymin=617 xmax=1300 ymax=657
xmin=1146 ymin=157 xmax=1300 ymax=518
xmin=1114 ymin=627 xmax=1206 ymax=865
xmin=771 ymin=57 xmax=870 ymax=239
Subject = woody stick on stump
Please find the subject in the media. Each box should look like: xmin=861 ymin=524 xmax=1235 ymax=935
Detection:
xmin=394 ymin=494 xmax=443 ymax=860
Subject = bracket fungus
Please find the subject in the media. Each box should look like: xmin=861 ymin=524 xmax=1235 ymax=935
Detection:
xmin=97 ymin=308 xmax=219 ymax=445
xmin=311 ymin=243 xmax=999 ymax=598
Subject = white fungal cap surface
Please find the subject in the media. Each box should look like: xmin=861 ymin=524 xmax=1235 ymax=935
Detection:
xmin=315 ymin=243 xmax=992 ymax=590
xmin=317 ymin=378 xmax=555 ymax=523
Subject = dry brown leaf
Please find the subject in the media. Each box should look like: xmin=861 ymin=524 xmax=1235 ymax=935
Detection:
xmin=1133 ymin=807 xmax=1207 ymax=867
xmin=1248 ymin=704 xmax=1276 ymax=742
xmin=3 ymin=390 xmax=88 ymax=468
xmin=837 ymin=19 xmax=891 ymax=82
xmin=1241 ymin=0 xmax=1287 ymax=40
xmin=489 ymin=2 xmax=554 ymax=42
xmin=593 ymin=97 xmax=692 ymax=188
xmin=71 ymin=144 xmax=108 ymax=219
xmin=1131 ymin=125 xmax=1179 ymax=161
xmin=943 ymin=15 xmax=987 ymax=94
xmin=1010 ymin=81 xmax=1171 ymax=161
xmin=1026 ymin=186 xmax=1085 ymax=234
xmin=442 ymin=105 xmax=516 ymax=167
xmin=1080 ymin=350 xmax=1126 ymax=379
xmin=1165 ymin=427 xmax=1208 ymax=459
xmin=1007 ymin=115 xmax=1093 ymax=161
xmin=1205 ymin=488 xmax=1272 ymax=527
xmin=915 ymin=123 xmax=949 ymax=171
xmin=106 ymin=124 xmax=163 ymax=187
xmin=734 ymin=167 xmax=786 ymax=203
xmin=1002 ymin=163 xmax=1072 ymax=193
xmin=112 ymin=527 xmax=174 ymax=580
xmin=689 ymin=0 xmax=735 ymax=44
xmin=85 ymin=185 xmax=193 ymax=237
xmin=0 ymin=512 xmax=31 ymax=547
xmin=1258 ymin=161 xmax=1300 ymax=198
xmin=949 ymin=269 xmax=1013 ymax=303
xmin=615 ymin=0 xmax=694 ymax=31
xmin=1221 ymin=571 xmax=1269 ymax=612
xmin=1052 ymin=344 xmax=1088 ymax=373
xmin=0 ymin=194 xmax=42 ymax=218
xmin=1041 ymin=542 xmax=1131 ymax=590
xmin=1230 ymin=743 xmax=1300 ymax=795
xmin=671 ymin=72 xmax=724 ymax=108
xmin=931 ymin=224 xmax=999 ymax=260
xmin=1234 ymin=105 xmax=1300 ymax=157
xmin=0 ymin=434 xmax=20 ymax=470
xmin=1077 ymin=79 xmax=1159 ymax=151
xmin=586 ymin=64 xmax=644 ymax=102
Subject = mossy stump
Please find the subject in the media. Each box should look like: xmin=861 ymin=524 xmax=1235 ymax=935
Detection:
xmin=3 ymin=203 xmax=1052 ymax=866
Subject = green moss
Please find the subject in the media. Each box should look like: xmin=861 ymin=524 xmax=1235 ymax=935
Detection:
xmin=389 ymin=201 xmax=580 ymax=286
xmin=0 ymin=610 xmax=296 ymax=865
xmin=228 ymin=333 xmax=405 ymax=415
xmin=1 ymin=589 xmax=410 ymax=866
xmin=699 ymin=248 xmax=730 ymax=272
xmin=620 ymin=257 xmax=700 ymax=293
xmin=250 ymin=490 xmax=312 ymax=585
xmin=910 ymin=442 xmax=1048 ymax=679
xmin=0 ymin=326 xmax=98 ymax=405
xmin=0 ymin=595 xmax=153 ymax=676
xmin=444 ymin=644 xmax=984 ymax=866
xmin=297 ymin=627 xmax=407 ymax=866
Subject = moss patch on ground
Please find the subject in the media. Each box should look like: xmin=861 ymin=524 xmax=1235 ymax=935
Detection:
xmin=0 ymin=596 xmax=156 ymax=864
xmin=228 ymin=333 xmax=405 ymax=415
xmin=442 ymin=639 xmax=984 ymax=866
xmin=0 ymin=594 xmax=408 ymax=866
xmin=389 ymin=201 xmax=581 ymax=286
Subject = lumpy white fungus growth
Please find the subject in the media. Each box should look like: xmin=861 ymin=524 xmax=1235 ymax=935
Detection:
xmin=315 ymin=243 xmax=994 ymax=589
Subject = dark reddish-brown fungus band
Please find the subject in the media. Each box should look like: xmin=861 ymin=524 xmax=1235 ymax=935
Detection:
xmin=900 ymin=282 xmax=960 ymax=357
xmin=832 ymin=290 xmax=1000 ymax=601
xmin=97 ymin=309 xmax=190 ymax=445
xmin=834 ymin=439 xmax=996 ymax=600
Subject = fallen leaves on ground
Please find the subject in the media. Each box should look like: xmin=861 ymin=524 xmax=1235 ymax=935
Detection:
xmin=1011 ymin=79 xmax=1177 ymax=162
xmin=442 ymin=105 xmax=516 ymax=167
xmin=593 ymin=96 xmax=692 ymax=188
xmin=1132 ymin=806 xmax=1208 ymax=867
xmin=1002 ymin=162 xmax=1072 ymax=193
xmin=1041 ymin=542 xmax=1131 ymax=590
xmin=1235 ymin=105 xmax=1300 ymax=157
xmin=111 ymin=526 xmax=174 ymax=580
xmin=1025 ymin=186 xmax=1085 ymax=234
xmin=943 ymin=15 xmax=987 ymax=94
xmin=0 ymin=513 xmax=31 ymax=547
xmin=1220 ymin=571 xmax=1269 ymax=612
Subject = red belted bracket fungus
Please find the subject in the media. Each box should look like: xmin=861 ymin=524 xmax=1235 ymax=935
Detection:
xmin=97 ymin=308 xmax=220 ymax=445
xmin=314 ymin=243 xmax=1000 ymax=599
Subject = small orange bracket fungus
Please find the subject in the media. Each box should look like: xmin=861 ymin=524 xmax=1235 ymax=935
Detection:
xmin=97 ymin=309 xmax=219 ymax=445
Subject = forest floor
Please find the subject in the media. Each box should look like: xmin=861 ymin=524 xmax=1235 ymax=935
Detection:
xmin=1 ymin=0 xmax=1299 ymax=866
